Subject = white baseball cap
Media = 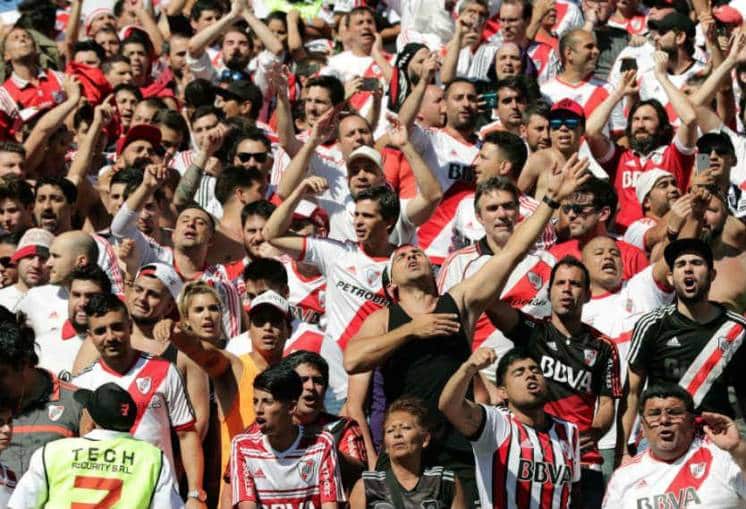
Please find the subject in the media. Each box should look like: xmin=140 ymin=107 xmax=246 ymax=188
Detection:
xmin=347 ymin=146 xmax=383 ymax=169
xmin=635 ymin=169 xmax=675 ymax=209
xmin=249 ymin=290 xmax=290 ymax=317
xmin=12 ymin=228 xmax=54 ymax=263
xmin=136 ymin=263 xmax=183 ymax=301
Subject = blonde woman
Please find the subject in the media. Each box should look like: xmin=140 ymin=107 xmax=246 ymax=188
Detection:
xmin=177 ymin=281 xmax=226 ymax=346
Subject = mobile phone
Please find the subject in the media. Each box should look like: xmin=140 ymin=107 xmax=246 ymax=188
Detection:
xmin=481 ymin=92 xmax=498 ymax=109
xmin=620 ymin=58 xmax=638 ymax=72
xmin=361 ymin=77 xmax=379 ymax=91
xmin=696 ymin=153 xmax=711 ymax=174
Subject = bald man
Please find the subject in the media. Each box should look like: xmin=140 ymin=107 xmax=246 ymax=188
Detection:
xmin=18 ymin=231 xmax=101 ymax=336
xmin=494 ymin=43 xmax=523 ymax=80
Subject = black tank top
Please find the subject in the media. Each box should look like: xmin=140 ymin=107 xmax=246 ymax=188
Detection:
xmin=363 ymin=466 xmax=456 ymax=508
xmin=382 ymin=293 xmax=472 ymax=454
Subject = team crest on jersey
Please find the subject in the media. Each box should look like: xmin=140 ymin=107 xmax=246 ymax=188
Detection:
xmin=690 ymin=462 xmax=706 ymax=479
xmin=583 ymin=349 xmax=598 ymax=367
xmin=47 ymin=404 xmax=64 ymax=421
xmin=625 ymin=298 xmax=634 ymax=313
xmin=298 ymin=459 xmax=316 ymax=483
xmin=547 ymin=341 xmax=558 ymax=351
xmin=718 ymin=336 xmax=733 ymax=354
xmin=365 ymin=267 xmax=381 ymax=287
xmin=136 ymin=377 xmax=152 ymax=395
xmin=527 ymin=271 xmax=543 ymax=290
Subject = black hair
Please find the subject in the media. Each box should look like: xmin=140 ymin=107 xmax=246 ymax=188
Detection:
xmin=500 ymin=0 xmax=533 ymax=20
xmin=280 ymin=350 xmax=329 ymax=389
xmin=495 ymin=76 xmax=528 ymax=102
xmin=523 ymin=100 xmax=551 ymax=122
xmin=267 ymin=10 xmax=305 ymax=39
xmin=0 ymin=141 xmax=25 ymax=158
xmin=496 ymin=346 xmax=541 ymax=386
xmin=0 ymin=231 xmax=21 ymax=246
xmin=110 ymin=166 xmax=142 ymax=196
xmin=0 ymin=176 xmax=34 ymax=207
xmin=240 ymin=199 xmax=275 ymax=227
xmin=102 ymin=55 xmax=130 ymax=74
xmin=35 ymin=176 xmax=77 ymax=204
xmin=253 ymin=364 xmax=303 ymax=403
xmin=191 ymin=105 xmax=223 ymax=124
xmin=73 ymin=40 xmax=106 ymax=63
xmin=230 ymin=128 xmax=272 ymax=161
xmin=444 ymin=77 xmax=476 ymax=97
xmin=113 ymin=83 xmax=143 ymax=102
xmin=625 ymin=99 xmax=674 ymax=147
xmin=190 ymin=0 xmax=224 ymax=21
xmin=155 ymin=109 xmax=189 ymax=148
xmin=242 ymin=258 xmax=288 ymax=289
xmin=574 ymin=177 xmax=618 ymax=228
xmin=85 ymin=292 xmax=128 ymax=318
xmin=481 ymin=131 xmax=528 ymax=177
xmin=0 ymin=316 xmax=38 ymax=367
xmin=474 ymin=176 xmax=521 ymax=212
xmin=639 ymin=383 xmax=695 ymax=415
xmin=548 ymin=255 xmax=590 ymax=293
xmin=354 ymin=185 xmax=400 ymax=231
xmin=138 ymin=97 xmax=166 ymax=112
xmin=184 ymin=79 xmax=216 ymax=109
xmin=231 ymin=81 xmax=264 ymax=120
xmin=16 ymin=0 xmax=56 ymax=35
xmin=70 ymin=265 xmax=112 ymax=294
xmin=215 ymin=167 xmax=264 ymax=205
xmin=73 ymin=103 xmax=94 ymax=130
xmin=120 ymin=32 xmax=152 ymax=57
xmin=304 ymin=75 xmax=345 ymax=106
xmin=178 ymin=204 xmax=216 ymax=232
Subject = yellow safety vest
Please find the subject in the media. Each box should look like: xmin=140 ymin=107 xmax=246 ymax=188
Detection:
xmin=41 ymin=434 xmax=163 ymax=508
xmin=263 ymin=0 xmax=323 ymax=20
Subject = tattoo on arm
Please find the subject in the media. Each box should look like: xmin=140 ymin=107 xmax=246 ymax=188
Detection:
xmin=174 ymin=163 xmax=203 ymax=207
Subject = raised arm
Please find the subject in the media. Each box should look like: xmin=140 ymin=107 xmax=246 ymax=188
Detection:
xmin=585 ymin=70 xmax=638 ymax=159
xmin=62 ymin=0 xmax=83 ymax=64
xmin=285 ymin=10 xmax=307 ymax=61
xmin=173 ymin=124 xmax=225 ymax=209
xmin=397 ymin=53 xmax=439 ymax=129
xmin=269 ymin=64 xmax=303 ymax=157
xmin=441 ymin=17 xmax=478 ymax=85
xmin=388 ymin=121 xmax=443 ymax=225
xmin=451 ymin=155 xmax=591 ymax=321
xmin=188 ymin=0 xmax=243 ymax=59
xmin=242 ymin=4 xmax=284 ymax=56
xmin=371 ymin=33 xmax=393 ymax=82
xmin=652 ymin=51 xmax=696 ymax=148
xmin=128 ymin=0 xmax=165 ymax=57
xmin=691 ymin=32 xmax=746 ymax=114
xmin=438 ymin=348 xmax=495 ymax=439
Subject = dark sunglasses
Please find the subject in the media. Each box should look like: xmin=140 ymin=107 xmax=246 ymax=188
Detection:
xmin=698 ymin=145 xmax=732 ymax=157
xmin=236 ymin=152 xmax=268 ymax=163
xmin=549 ymin=118 xmax=581 ymax=130
xmin=561 ymin=203 xmax=596 ymax=215
xmin=0 ymin=257 xmax=16 ymax=268
xmin=218 ymin=69 xmax=250 ymax=82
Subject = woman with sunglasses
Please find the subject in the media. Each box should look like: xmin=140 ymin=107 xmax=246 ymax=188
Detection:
xmin=349 ymin=397 xmax=466 ymax=509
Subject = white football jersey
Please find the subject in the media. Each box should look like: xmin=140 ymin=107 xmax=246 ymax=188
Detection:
xmin=623 ymin=217 xmax=658 ymax=252
xmin=603 ymin=437 xmax=746 ymax=509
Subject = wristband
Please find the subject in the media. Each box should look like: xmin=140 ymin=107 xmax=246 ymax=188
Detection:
xmin=543 ymin=194 xmax=561 ymax=209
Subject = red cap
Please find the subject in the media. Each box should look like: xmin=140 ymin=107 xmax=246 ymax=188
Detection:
xmin=713 ymin=5 xmax=743 ymax=25
xmin=549 ymin=98 xmax=585 ymax=120
xmin=115 ymin=124 xmax=162 ymax=157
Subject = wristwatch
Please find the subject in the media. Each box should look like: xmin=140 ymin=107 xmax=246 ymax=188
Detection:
xmin=187 ymin=489 xmax=207 ymax=503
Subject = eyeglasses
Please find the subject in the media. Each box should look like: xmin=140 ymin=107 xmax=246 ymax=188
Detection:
xmin=560 ymin=203 xmax=596 ymax=215
xmin=549 ymin=118 xmax=581 ymax=130
xmin=643 ymin=407 xmax=689 ymax=426
xmin=236 ymin=152 xmax=268 ymax=163
xmin=218 ymin=69 xmax=250 ymax=82
xmin=0 ymin=257 xmax=16 ymax=269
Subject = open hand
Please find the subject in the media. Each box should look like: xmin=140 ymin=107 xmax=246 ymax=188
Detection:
xmin=702 ymin=412 xmax=741 ymax=452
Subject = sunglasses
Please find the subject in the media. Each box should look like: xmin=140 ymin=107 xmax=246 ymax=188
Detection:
xmin=0 ymin=257 xmax=16 ymax=268
xmin=560 ymin=203 xmax=596 ymax=215
xmin=236 ymin=152 xmax=268 ymax=163
xmin=218 ymin=69 xmax=250 ymax=82
xmin=549 ymin=118 xmax=581 ymax=130
xmin=698 ymin=145 xmax=732 ymax=156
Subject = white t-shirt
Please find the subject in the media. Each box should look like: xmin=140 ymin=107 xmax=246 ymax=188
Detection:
xmin=73 ymin=354 xmax=196 ymax=470
xmin=603 ymin=437 xmax=746 ymax=509
xmin=17 ymin=284 xmax=67 ymax=337
xmin=623 ymin=217 xmax=658 ymax=252
xmin=0 ymin=284 xmax=24 ymax=312
xmin=35 ymin=321 xmax=84 ymax=382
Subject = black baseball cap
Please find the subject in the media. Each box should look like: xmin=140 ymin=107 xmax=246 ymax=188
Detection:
xmin=664 ymin=238 xmax=714 ymax=269
xmin=74 ymin=383 xmax=137 ymax=432
xmin=215 ymin=80 xmax=261 ymax=103
xmin=647 ymin=13 xmax=696 ymax=38
xmin=696 ymin=132 xmax=736 ymax=157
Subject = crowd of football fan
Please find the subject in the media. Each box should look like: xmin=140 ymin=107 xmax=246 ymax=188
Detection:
xmin=1 ymin=0 xmax=746 ymax=506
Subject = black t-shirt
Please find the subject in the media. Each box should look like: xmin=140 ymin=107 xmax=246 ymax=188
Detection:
xmin=628 ymin=303 xmax=746 ymax=416
xmin=382 ymin=293 xmax=472 ymax=454
xmin=363 ymin=467 xmax=456 ymax=509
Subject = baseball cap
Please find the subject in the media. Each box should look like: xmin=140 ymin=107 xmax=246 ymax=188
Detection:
xmin=549 ymin=99 xmax=585 ymax=120
xmin=664 ymin=238 xmax=714 ymax=269
xmin=347 ymin=146 xmax=383 ymax=169
xmin=248 ymin=290 xmax=290 ymax=317
xmin=73 ymin=383 xmax=137 ymax=432
xmin=696 ymin=131 xmax=736 ymax=157
xmin=713 ymin=4 xmax=743 ymax=24
xmin=635 ymin=169 xmax=675 ymax=208
xmin=215 ymin=80 xmax=261 ymax=103
xmin=647 ymin=13 xmax=696 ymax=38
xmin=12 ymin=228 xmax=53 ymax=263
xmin=115 ymin=124 xmax=162 ymax=157
xmin=136 ymin=263 xmax=183 ymax=301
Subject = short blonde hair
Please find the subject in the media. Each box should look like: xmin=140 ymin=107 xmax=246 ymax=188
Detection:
xmin=177 ymin=281 xmax=222 ymax=321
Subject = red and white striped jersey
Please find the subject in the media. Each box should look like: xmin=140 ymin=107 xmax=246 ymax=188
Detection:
xmin=607 ymin=14 xmax=647 ymax=35
xmin=438 ymin=238 xmax=554 ymax=365
xmin=581 ymin=266 xmax=674 ymax=450
xmin=623 ymin=217 xmax=658 ymax=252
xmin=283 ymin=257 xmax=326 ymax=326
xmin=527 ymin=41 xmax=561 ymax=85
xmin=230 ymin=426 xmax=346 ymax=507
xmin=603 ymin=437 xmax=746 ymax=509
xmin=451 ymin=191 xmax=557 ymax=252
xmin=473 ymin=405 xmax=580 ymax=509
xmin=552 ymin=0 xmax=585 ymax=37
xmin=410 ymin=125 xmax=479 ymax=264
xmin=73 ymin=354 xmax=196 ymax=470
xmin=300 ymin=237 xmax=388 ymax=350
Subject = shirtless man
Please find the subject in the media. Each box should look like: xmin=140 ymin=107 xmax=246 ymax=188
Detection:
xmin=518 ymin=99 xmax=585 ymax=199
